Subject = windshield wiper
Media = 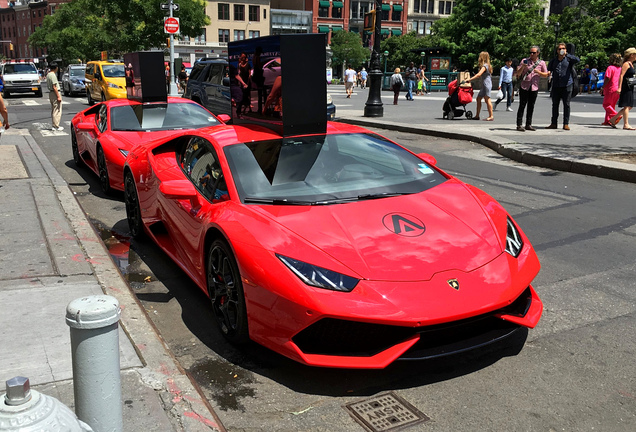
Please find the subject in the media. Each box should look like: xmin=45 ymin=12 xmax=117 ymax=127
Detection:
xmin=357 ymin=192 xmax=413 ymax=200
xmin=244 ymin=197 xmax=317 ymax=205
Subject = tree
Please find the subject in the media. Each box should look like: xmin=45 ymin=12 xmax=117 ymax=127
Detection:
xmin=29 ymin=0 xmax=209 ymax=62
xmin=330 ymin=31 xmax=370 ymax=70
xmin=431 ymin=0 xmax=550 ymax=71
xmin=379 ymin=32 xmax=423 ymax=71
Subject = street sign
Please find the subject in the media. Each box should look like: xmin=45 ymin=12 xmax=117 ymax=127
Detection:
xmin=164 ymin=17 xmax=180 ymax=34
xmin=160 ymin=3 xmax=179 ymax=11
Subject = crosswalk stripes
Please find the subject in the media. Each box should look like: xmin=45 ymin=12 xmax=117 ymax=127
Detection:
xmin=37 ymin=120 xmax=71 ymax=137
xmin=8 ymin=98 xmax=79 ymax=106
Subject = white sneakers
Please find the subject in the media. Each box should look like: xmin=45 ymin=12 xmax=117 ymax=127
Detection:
xmin=52 ymin=126 xmax=64 ymax=131
xmin=506 ymin=107 xmax=513 ymax=112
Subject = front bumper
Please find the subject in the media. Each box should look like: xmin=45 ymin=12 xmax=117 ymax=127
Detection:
xmin=4 ymin=83 xmax=41 ymax=93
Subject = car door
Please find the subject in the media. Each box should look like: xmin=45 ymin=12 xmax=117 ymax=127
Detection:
xmin=83 ymin=104 xmax=106 ymax=171
xmin=203 ymin=63 xmax=231 ymax=116
xmin=160 ymin=136 xmax=228 ymax=278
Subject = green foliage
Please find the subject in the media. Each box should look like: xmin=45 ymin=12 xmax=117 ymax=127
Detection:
xmin=29 ymin=0 xmax=209 ymax=62
xmin=330 ymin=31 xmax=370 ymax=68
xmin=379 ymin=32 xmax=423 ymax=70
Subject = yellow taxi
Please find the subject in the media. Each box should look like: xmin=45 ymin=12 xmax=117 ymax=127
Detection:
xmin=85 ymin=60 xmax=126 ymax=104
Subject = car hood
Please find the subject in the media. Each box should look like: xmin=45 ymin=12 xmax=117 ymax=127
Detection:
xmin=255 ymin=180 xmax=503 ymax=281
xmin=109 ymin=130 xmax=185 ymax=150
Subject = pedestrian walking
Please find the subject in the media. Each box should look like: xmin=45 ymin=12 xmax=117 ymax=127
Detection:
xmin=345 ymin=65 xmax=357 ymax=98
xmin=405 ymin=62 xmax=418 ymax=101
xmin=579 ymin=64 xmax=590 ymax=94
xmin=465 ymin=51 xmax=494 ymax=121
xmin=546 ymin=43 xmax=580 ymax=130
xmin=46 ymin=62 xmax=63 ymax=131
xmin=602 ymin=53 xmax=623 ymax=126
xmin=609 ymin=47 xmax=636 ymax=130
xmin=515 ymin=46 xmax=548 ymax=131
xmin=494 ymin=59 xmax=514 ymax=111
xmin=178 ymin=65 xmax=188 ymax=93
xmin=420 ymin=65 xmax=430 ymax=94
xmin=390 ymin=68 xmax=405 ymax=105
xmin=360 ymin=68 xmax=368 ymax=89
xmin=589 ymin=66 xmax=599 ymax=93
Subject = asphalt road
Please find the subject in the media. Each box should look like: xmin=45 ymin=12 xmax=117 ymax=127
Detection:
xmin=19 ymin=90 xmax=636 ymax=431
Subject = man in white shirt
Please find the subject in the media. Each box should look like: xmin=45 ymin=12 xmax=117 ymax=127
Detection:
xmin=345 ymin=65 xmax=357 ymax=98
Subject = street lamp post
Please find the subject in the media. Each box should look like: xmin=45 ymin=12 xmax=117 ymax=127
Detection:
xmin=383 ymin=50 xmax=389 ymax=75
xmin=364 ymin=0 xmax=383 ymax=117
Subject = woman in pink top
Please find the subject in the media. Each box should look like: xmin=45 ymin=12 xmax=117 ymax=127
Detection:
xmin=602 ymin=53 xmax=623 ymax=126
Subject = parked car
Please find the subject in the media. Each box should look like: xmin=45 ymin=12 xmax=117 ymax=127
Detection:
xmin=184 ymin=58 xmax=336 ymax=120
xmin=62 ymin=64 xmax=87 ymax=96
xmin=71 ymin=97 xmax=228 ymax=194
xmin=0 ymin=62 xmax=42 ymax=98
xmin=123 ymin=120 xmax=542 ymax=369
xmin=85 ymin=60 xmax=126 ymax=105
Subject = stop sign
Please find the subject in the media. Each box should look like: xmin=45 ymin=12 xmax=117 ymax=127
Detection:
xmin=164 ymin=17 xmax=180 ymax=34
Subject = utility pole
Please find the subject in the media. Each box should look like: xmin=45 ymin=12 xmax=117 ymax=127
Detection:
xmin=364 ymin=0 xmax=383 ymax=117
xmin=165 ymin=0 xmax=180 ymax=96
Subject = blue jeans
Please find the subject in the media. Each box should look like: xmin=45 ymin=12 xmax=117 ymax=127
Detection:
xmin=499 ymin=81 xmax=513 ymax=107
xmin=407 ymin=79 xmax=416 ymax=100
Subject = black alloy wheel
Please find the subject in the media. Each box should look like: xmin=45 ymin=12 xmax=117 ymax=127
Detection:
xmin=124 ymin=171 xmax=145 ymax=239
xmin=97 ymin=146 xmax=111 ymax=195
xmin=87 ymin=91 xmax=94 ymax=106
xmin=71 ymin=128 xmax=84 ymax=167
xmin=207 ymin=239 xmax=249 ymax=344
xmin=63 ymin=84 xmax=69 ymax=96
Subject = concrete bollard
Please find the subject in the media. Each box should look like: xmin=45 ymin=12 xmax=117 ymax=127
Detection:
xmin=66 ymin=295 xmax=123 ymax=432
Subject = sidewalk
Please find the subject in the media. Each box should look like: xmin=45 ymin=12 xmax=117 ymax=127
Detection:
xmin=331 ymin=87 xmax=636 ymax=183
xmin=0 ymin=128 xmax=224 ymax=431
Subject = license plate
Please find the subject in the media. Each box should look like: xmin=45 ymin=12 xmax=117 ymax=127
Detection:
xmin=32 ymin=87 xmax=39 ymax=91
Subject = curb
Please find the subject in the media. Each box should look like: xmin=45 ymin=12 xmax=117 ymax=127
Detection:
xmin=338 ymin=117 xmax=636 ymax=184
xmin=21 ymin=130 xmax=226 ymax=432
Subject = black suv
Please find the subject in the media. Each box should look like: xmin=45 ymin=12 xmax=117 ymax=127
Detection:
xmin=183 ymin=59 xmax=231 ymax=116
xmin=184 ymin=57 xmax=336 ymax=120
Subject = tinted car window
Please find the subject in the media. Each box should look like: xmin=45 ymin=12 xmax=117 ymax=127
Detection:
xmin=206 ymin=64 xmax=225 ymax=85
xmin=4 ymin=64 xmax=38 ymax=74
xmin=97 ymin=104 xmax=108 ymax=133
xmin=224 ymin=133 xmax=446 ymax=203
xmin=110 ymin=102 xmax=220 ymax=131
xmin=189 ymin=63 xmax=206 ymax=81
xmin=180 ymin=137 xmax=228 ymax=202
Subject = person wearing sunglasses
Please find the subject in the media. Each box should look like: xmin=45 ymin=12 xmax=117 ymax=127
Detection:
xmin=515 ymin=46 xmax=549 ymax=132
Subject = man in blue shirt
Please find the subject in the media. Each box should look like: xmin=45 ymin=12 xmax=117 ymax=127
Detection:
xmin=360 ymin=68 xmax=368 ymax=89
xmin=546 ymin=43 xmax=580 ymax=130
xmin=494 ymin=59 xmax=514 ymax=111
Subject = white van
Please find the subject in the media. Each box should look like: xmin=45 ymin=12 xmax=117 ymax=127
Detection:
xmin=1 ymin=62 xmax=43 ymax=98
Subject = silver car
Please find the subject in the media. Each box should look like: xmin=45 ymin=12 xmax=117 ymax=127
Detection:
xmin=62 ymin=65 xmax=87 ymax=96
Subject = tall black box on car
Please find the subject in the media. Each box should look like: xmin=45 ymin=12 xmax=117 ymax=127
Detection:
xmin=123 ymin=51 xmax=167 ymax=103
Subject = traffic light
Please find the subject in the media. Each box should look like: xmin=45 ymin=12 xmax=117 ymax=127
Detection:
xmin=363 ymin=11 xmax=375 ymax=32
xmin=166 ymin=38 xmax=170 ymax=48
xmin=9 ymin=43 xmax=13 ymax=51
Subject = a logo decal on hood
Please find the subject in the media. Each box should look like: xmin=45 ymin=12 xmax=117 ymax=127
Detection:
xmin=382 ymin=213 xmax=426 ymax=237
xmin=447 ymin=279 xmax=460 ymax=290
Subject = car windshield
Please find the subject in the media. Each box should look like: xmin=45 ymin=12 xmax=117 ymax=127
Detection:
xmin=70 ymin=68 xmax=85 ymax=77
xmin=102 ymin=64 xmax=125 ymax=78
xmin=4 ymin=64 xmax=37 ymax=74
xmin=224 ymin=133 xmax=447 ymax=204
xmin=110 ymin=102 xmax=221 ymax=131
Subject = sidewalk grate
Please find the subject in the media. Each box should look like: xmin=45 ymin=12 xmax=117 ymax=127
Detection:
xmin=344 ymin=392 xmax=430 ymax=432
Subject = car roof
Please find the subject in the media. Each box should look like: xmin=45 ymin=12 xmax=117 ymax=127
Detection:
xmin=103 ymin=96 xmax=203 ymax=108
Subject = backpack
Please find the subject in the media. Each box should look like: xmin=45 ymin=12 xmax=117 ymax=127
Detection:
xmin=571 ymin=67 xmax=579 ymax=98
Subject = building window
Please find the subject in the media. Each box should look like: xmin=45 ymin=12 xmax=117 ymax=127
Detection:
xmin=391 ymin=5 xmax=402 ymax=21
xmin=318 ymin=1 xmax=329 ymax=18
xmin=249 ymin=6 xmax=259 ymax=22
xmin=332 ymin=1 xmax=343 ymax=18
xmin=234 ymin=4 xmax=245 ymax=21
xmin=249 ymin=30 xmax=260 ymax=38
xmin=218 ymin=3 xmax=229 ymax=20
xmin=414 ymin=0 xmax=434 ymax=13
xmin=219 ymin=29 xmax=229 ymax=43
xmin=438 ymin=1 xmax=454 ymax=15
xmin=234 ymin=30 xmax=245 ymax=40
xmin=264 ymin=9 xmax=266 ymax=20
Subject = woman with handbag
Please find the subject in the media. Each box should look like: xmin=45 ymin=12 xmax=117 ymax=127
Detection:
xmin=610 ymin=47 xmax=636 ymax=130
xmin=390 ymin=68 xmax=405 ymax=105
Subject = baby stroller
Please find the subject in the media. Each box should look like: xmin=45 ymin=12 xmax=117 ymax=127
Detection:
xmin=443 ymin=79 xmax=474 ymax=120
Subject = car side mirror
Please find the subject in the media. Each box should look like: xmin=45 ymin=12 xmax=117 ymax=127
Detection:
xmin=222 ymin=77 xmax=230 ymax=87
xmin=217 ymin=114 xmax=231 ymax=123
xmin=417 ymin=153 xmax=437 ymax=166
xmin=95 ymin=71 xmax=102 ymax=80
xmin=76 ymin=122 xmax=97 ymax=132
xmin=159 ymin=179 xmax=198 ymax=199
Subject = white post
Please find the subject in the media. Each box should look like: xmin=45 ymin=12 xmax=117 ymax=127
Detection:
xmin=66 ymin=295 xmax=123 ymax=432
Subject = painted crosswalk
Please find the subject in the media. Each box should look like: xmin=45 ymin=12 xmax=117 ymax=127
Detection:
xmin=8 ymin=98 xmax=79 ymax=106
xmin=34 ymin=121 xmax=71 ymax=136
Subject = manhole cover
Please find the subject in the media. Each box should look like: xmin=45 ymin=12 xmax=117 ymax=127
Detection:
xmin=344 ymin=392 xmax=430 ymax=432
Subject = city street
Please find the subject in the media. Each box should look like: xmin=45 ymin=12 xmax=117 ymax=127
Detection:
xmin=11 ymin=89 xmax=636 ymax=431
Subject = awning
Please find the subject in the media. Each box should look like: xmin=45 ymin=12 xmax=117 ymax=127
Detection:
xmin=380 ymin=28 xmax=390 ymax=35
xmin=381 ymin=4 xmax=391 ymax=11
xmin=318 ymin=25 xmax=330 ymax=33
xmin=319 ymin=1 xmax=330 ymax=7
xmin=332 ymin=1 xmax=344 ymax=8
xmin=393 ymin=5 xmax=403 ymax=11
xmin=332 ymin=26 xmax=344 ymax=32
xmin=391 ymin=29 xmax=402 ymax=36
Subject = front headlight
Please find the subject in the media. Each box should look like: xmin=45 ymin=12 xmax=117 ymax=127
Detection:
xmin=505 ymin=217 xmax=524 ymax=257
xmin=107 ymin=82 xmax=122 ymax=89
xmin=31 ymin=80 xmax=40 ymax=85
xmin=277 ymin=254 xmax=358 ymax=292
